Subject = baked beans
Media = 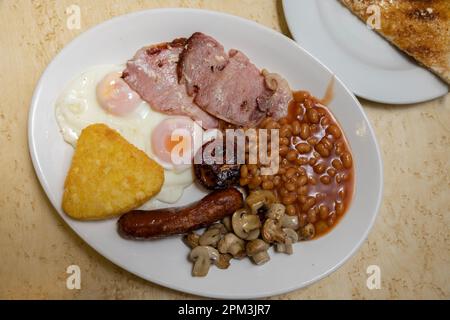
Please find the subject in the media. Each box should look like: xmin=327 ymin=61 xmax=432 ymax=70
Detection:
xmin=239 ymin=90 xmax=354 ymax=239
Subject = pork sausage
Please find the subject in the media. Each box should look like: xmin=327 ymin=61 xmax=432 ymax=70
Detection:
xmin=118 ymin=188 xmax=243 ymax=239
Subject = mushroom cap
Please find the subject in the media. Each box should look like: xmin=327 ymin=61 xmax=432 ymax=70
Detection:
xmin=249 ymin=200 xmax=265 ymax=214
xmin=280 ymin=214 xmax=299 ymax=230
xmin=232 ymin=208 xmax=261 ymax=240
xmin=266 ymin=203 xmax=286 ymax=220
xmin=246 ymin=239 xmax=270 ymax=256
xmin=189 ymin=246 xmax=219 ymax=277
xmin=246 ymin=190 xmax=276 ymax=207
xmin=246 ymin=239 xmax=271 ymax=265
xmin=282 ymin=228 xmax=299 ymax=243
xmin=199 ymin=227 xmax=222 ymax=247
xmin=209 ymin=222 xmax=228 ymax=234
xmin=216 ymin=253 xmax=232 ymax=269
xmin=242 ymin=214 xmax=261 ymax=232
xmin=190 ymin=245 xmax=219 ymax=261
xmin=262 ymin=69 xmax=280 ymax=91
xmin=298 ymin=223 xmax=315 ymax=240
xmin=275 ymin=229 xmax=298 ymax=255
xmin=184 ymin=232 xmax=200 ymax=249
xmin=218 ymin=233 xmax=245 ymax=256
xmin=222 ymin=216 xmax=232 ymax=231
xmin=262 ymin=218 xmax=286 ymax=243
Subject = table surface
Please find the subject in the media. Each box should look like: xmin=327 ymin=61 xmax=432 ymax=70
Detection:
xmin=0 ymin=0 xmax=449 ymax=299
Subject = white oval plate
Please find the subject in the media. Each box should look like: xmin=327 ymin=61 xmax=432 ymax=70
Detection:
xmin=283 ymin=0 xmax=448 ymax=104
xmin=28 ymin=8 xmax=383 ymax=299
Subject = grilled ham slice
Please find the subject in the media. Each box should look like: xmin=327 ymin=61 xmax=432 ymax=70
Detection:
xmin=179 ymin=33 xmax=292 ymax=126
xmin=122 ymin=38 xmax=219 ymax=129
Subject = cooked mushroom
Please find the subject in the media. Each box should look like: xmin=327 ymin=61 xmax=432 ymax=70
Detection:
xmin=298 ymin=223 xmax=316 ymax=240
xmin=199 ymin=227 xmax=222 ymax=247
xmin=262 ymin=69 xmax=279 ymax=91
xmin=266 ymin=203 xmax=286 ymax=220
xmin=189 ymin=246 xmax=219 ymax=277
xmin=216 ymin=253 xmax=232 ymax=269
xmin=246 ymin=190 xmax=276 ymax=209
xmin=209 ymin=222 xmax=228 ymax=235
xmin=218 ymin=233 xmax=246 ymax=258
xmin=246 ymin=239 xmax=270 ymax=265
xmin=249 ymin=200 xmax=265 ymax=215
xmin=275 ymin=228 xmax=299 ymax=254
xmin=246 ymin=190 xmax=275 ymax=215
xmin=183 ymin=232 xmax=200 ymax=249
xmin=261 ymin=218 xmax=285 ymax=244
xmin=232 ymin=208 xmax=261 ymax=240
xmin=222 ymin=216 xmax=232 ymax=232
xmin=280 ymin=214 xmax=299 ymax=230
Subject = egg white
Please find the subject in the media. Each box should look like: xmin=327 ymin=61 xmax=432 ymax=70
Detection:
xmin=55 ymin=64 xmax=195 ymax=205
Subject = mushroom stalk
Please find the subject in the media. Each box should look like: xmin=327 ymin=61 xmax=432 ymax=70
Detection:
xmin=246 ymin=239 xmax=270 ymax=265
xmin=189 ymin=246 xmax=219 ymax=277
xmin=275 ymin=228 xmax=298 ymax=255
xmin=199 ymin=224 xmax=226 ymax=247
xmin=298 ymin=223 xmax=315 ymax=240
xmin=218 ymin=233 xmax=246 ymax=258
xmin=232 ymin=208 xmax=261 ymax=240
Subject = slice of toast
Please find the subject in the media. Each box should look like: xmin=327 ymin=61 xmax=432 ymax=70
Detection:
xmin=340 ymin=0 xmax=450 ymax=84
xmin=62 ymin=123 xmax=164 ymax=220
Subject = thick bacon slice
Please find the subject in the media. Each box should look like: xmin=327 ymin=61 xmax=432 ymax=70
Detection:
xmin=258 ymin=70 xmax=292 ymax=120
xmin=192 ymin=49 xmax=269 ymax=127
xmin=178 ymin=33 xmax=292 ymax=127
xmin=178 ymin=32 xmax=229 ymax=96
xmin=122 ymin=38 xmax=218 ymax=129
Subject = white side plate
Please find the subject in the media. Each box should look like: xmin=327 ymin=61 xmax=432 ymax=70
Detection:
xmin=283 ymin=0 xmax=448 ymax=104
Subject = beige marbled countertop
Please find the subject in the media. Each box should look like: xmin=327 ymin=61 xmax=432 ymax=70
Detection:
xmin=0 ymin=0 xmax=448 ymax=299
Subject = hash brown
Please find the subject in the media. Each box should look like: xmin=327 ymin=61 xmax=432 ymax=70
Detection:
xmin=62 ymin=123 xmax=164 ymax=220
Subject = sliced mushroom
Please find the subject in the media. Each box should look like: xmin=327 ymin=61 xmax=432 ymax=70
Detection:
xmin=246 ymin=190 xmax=276 ymax=215
xmin=232 ymin=208 xmax=261 ymax=240
xmin=222 ymin=216 xmax=232 ymax=232
xmin=275 ymin=228 xmax=299 ymax=255
xmin=262 ymin=218 xmax=285 ymax=244
xmin=216 ymin=253 xmax=232 ymax=269
xmin=298 ymin=223 xmax=315 ymax=240
xmin=249 ymin=200 xmax=265 ymax=215
xmin=189 ymin=246 xmax=219 ymax=277
xmin=199 ymin=228 xmax=221 ymax=247
xmin=262 ymin=69 xmax=279 ymax=91
xmin=208 ymin=222 xmax=228 ymax=234
xmin=183 ymin=232 xmax=200 ymax=249
xmin=280 ymin=214 xmax=299 ymax=230
xmin=246 ymin=190 xmax=276 ymax=208
xmin=218 ymin=233 xmax=246 ymax=258
xmin=266 ymin=203 xmax=286 ymax=220
xmin=198 ymin=223 xmax=227 ymax=247
xmin=246 ymin=239 xmax=270 ymax=265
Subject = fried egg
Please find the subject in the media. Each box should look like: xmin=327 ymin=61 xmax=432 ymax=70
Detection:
xmin=55 ymin=64 xmax=200 ymax=204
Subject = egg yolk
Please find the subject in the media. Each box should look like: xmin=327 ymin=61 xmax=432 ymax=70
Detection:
xmin=165 ymin=135 xmax=188 ymax=153
xmin=96 ymin=72 xmax=142 ymax=116
xmin=152 ymin=118 xmax=197 ymax=165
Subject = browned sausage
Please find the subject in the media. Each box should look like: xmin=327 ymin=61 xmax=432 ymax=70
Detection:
xmin=118 ymin=188 xmax=243 ymax=239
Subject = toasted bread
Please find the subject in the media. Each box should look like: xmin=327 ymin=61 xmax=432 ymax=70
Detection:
xmin=62 ymin=124 xmax=164 ymax=220
xmin=340 ymin=0 xmax=450 ymax=84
